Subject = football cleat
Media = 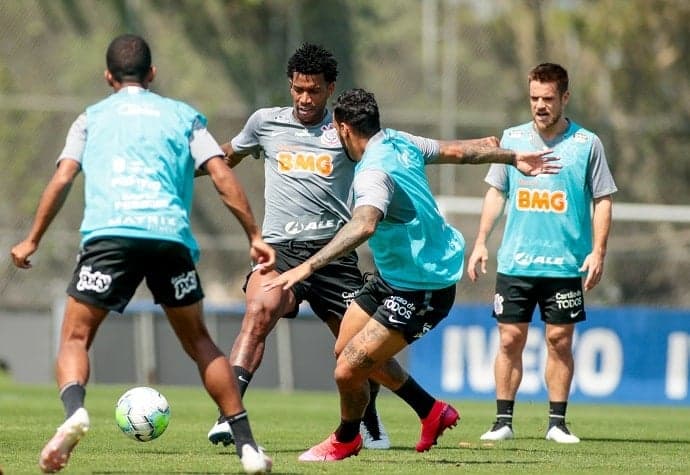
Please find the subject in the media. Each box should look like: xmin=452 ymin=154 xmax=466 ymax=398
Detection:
xmin=480 ymin=421 xmax=514 ymax=441
xmin=39 ymin=408 xmax=90 ymax=473
xmin=240 ymin=444 xmax=272 ymax=474
xmin=208 ymin=417 xmax=234 ymax=446
xmin=545 ymin=423 xmax=580 ymax=444
xmin=298 ymin=433 xmax=363 ymax=462
xmin=415 ymin=401 xmax=459 ymax=452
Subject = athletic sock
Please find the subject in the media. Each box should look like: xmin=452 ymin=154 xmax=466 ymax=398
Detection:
xmin=361 ymin=382 xmax=381 ymax=438
xmin=233 ymin=365 xmax=253 ymax=398
xmin=496 ymin=399 xmax=514 ymax=427
xmin=335 ymin=418 xmax=362 ymax=443
xmin=548 ymin=401 xmax=568 ymax=428
xmin=223 ymin=411 xmax=255 ymax=457
xmin=393 ymin=376 xmax=435 ymax=419
xmin=59 ymin=382 xmax=85 ymax=418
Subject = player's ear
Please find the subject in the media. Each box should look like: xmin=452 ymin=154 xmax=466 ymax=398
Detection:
xmin=147 ymin=66 xmax=156 ymax=84
xmin=104 ymin=70 xmax=115 ymax=87
xmin=327 ymin=81 xmax=336 ymax=97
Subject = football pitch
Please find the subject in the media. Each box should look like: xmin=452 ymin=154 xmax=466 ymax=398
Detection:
xmin=2 ymin=374 xmax=689 ymax=474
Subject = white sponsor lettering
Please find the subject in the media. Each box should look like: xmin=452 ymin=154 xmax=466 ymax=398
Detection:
xmin=514 ymin=252 xmax=566 ymax=266
xmin=284 ymin=218 xmax=338 ymax=235
xmin=574 ymin=329 xmax=622 ymax=396
xmin=171 ymin=271 xmax=198 ymax=300
xmin=666 ymin=332 xmax=690 ymax=399
xmin=75 ymin=265 xmax=112 ymax=293
xmin=440 ymin=326 xmax=625 ymax=398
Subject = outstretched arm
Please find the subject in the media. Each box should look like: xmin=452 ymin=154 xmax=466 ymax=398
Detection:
xmin=435 ymin=139 xmax=561 ymax=176
xmin=262 ymin=205 xmax=383 ymax=291
xmin=203 ymin=156 xmax=275 ymax=270
xmin=11 ymin=159 xmax=81 ymax=269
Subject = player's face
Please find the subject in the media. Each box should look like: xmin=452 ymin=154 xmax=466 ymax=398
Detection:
xmin=289 ymin=73 xmax=335 ymax=126
xmin=529 ymin=80 xmax=569 ymax=134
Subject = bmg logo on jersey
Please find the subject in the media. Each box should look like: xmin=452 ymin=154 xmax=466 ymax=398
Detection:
xmin=277 ymin=151 xmax=333 ymax=176
xmin=516 ymin=188 xmax=567 ymax=213
xmin=76 ymin=265 xmax=112 ymax=293
xmin=171 ymin=271 xmax=198 ymax=300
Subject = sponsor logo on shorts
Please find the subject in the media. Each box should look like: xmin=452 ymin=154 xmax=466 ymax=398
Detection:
xmin=75 ymin=265 xmax=112 ymax=293
xmin=413 ymin=322 xmax=433 ymax=339
xmin=570 ymin=309 xmax=583 ymax=319
xmin=342 ymin=290 xmax=358 ymax=307
xmin=555 ymin=289 xmax=583 ymax=311
xmin=171 ymin=271 xmax=198 ymax=300
xmin=383 ymin=296 xmax=415 ymax=326
xmin=493 ymin=293 xmax=504 ymax=315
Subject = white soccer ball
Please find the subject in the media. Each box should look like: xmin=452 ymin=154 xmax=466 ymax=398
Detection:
xmin=115 ymin=386 xmax=171 ymax=442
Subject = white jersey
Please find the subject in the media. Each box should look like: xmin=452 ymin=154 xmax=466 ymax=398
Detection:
xmin=231 ymin=107 xmax=439 ymax=243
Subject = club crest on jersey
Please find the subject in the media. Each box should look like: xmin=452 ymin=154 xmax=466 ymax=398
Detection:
xmin=321 ymin=126 xmax=340 ymax=147
xmin=171 ymin=271 xmax=198 ymax=300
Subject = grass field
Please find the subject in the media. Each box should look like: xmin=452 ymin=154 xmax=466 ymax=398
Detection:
xmin=2 ymin=373 xmax=689 ymax=474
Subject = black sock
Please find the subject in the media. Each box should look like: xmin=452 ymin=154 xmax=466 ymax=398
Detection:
xmin=60 ymin=382 xmax=85 ymax=418
xmin=496 ymin=399 xmax=514 ymax=427
xmin=233 ymin=365 xmax=253 ymax=398
xmin=361 ymin=382 xmax=380 ymax=438
xmin=548 ymin=401 xmax=568 ymax=428
xmin=334 ymin=418 xmax=361 ymax=443
xmin=223 ymin=411 xmax=256 ymax=457
xmin=393 ymin=376 xmax=435 ymax=419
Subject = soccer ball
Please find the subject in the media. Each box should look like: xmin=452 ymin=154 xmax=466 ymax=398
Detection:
xmin=115 ymin=386 xmax=171 ymax=442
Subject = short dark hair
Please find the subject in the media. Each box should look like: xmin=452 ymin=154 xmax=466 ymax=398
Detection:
xmin=332 ymin=88 xmax=380 ymax=138
xmin=286 ymin=43 xmax=338 ymax=83
xmin=106 ymin=34 xmax=152 ymax=83
xmin=528 ymin=63 xmax=569 ymax=96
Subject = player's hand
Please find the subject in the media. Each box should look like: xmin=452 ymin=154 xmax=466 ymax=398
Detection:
xmin=10 ymin=240 xmax=38 ymax=269
xmin=515 ymin=149 xmax=561 ymax=176
xmin=467 ymin=244 xmax=489 ymax=282
xmin=262 ymin=264 xmax=312 ymax=291
xmin=579 ymin=252 xmax=604 ymax=291
xmin=249 ymin=239 xmax=276 ymax=274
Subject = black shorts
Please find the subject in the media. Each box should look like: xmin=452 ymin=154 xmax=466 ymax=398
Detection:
xmin=244 ymin=239 xmax=364 ymax=322
xmin=67 ymin=237 xmax=204 ymax=313
xmin=492 ymin=273 xmax=586 ymax=324
xmin=355 ymin=273 xmax=456 ymax=344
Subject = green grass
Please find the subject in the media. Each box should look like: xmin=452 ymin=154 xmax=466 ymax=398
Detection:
xmin=1 ymin=372 xmax=690 ymax=474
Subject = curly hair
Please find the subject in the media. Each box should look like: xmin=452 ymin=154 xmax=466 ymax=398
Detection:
xmin=332 ymin=88 xmax=380 ymax=138
xmin=286 ymin=43 xmax=338 ymax=83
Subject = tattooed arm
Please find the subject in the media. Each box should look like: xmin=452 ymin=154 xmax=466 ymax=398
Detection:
xmin=262 ymin=205 xmax=383 ymax=291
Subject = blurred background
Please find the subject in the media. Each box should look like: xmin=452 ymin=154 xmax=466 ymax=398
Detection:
xmin=0 ymin=0 xmax=688 ymax=311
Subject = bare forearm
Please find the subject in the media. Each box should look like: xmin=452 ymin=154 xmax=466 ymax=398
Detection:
xmin=437 ymin=141 xmax=516 ymax=165
xmin=474 ymin=187 xmax=506 ymax=246
xmin=592 ymin=196 xmax=613 ymax=257
xmin=306 ymin=216 xmax=372 ymax=272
